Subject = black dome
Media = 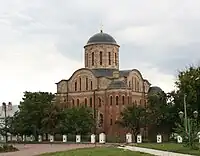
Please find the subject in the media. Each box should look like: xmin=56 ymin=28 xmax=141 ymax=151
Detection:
xmin=87 ymin=30 xmax=117 ymax=45
xmin=148 ymin=86 xmax=163 ymax=95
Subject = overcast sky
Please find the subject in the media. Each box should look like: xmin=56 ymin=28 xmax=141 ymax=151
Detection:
xmin=0 ymin=0 xmax=200 ymax=104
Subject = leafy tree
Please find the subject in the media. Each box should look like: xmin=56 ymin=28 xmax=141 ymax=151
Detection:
xmin=172 ymin=65 xmax=200 ymax=148
xmin=147 ymin=91 xmax=175 ymax=134
xmin=116 ymin=105 xmax=147 ymax=140
xmin=12 ymin=91 xmax=55 ymax=139
xmin=175 ymin=66 xmax=200 ymax=117
xmin=60 ymin=107 xmax=94 ymax=135
xmin=41 ymin=104 xmax=63 ymax=135
xmin=8 ymin=111 xmax=27 ymax=137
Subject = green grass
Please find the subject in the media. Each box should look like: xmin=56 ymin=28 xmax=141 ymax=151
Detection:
xmin=39 ymin=147 xmax=153 ymax=156
xmin=136 ymin=143 xmax=200 ymax=155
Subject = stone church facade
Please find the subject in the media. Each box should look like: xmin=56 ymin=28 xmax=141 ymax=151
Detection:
xmin=55 ymin=30 xmax=153 ymax=138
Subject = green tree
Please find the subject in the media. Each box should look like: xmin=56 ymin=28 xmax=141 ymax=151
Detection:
xmin=147 ymin=91 xmax=174 ymax=134
xmin=41 ymin=104 xmax=63 ymax=135
xmin=175 ymin=66 xmax=200 ymax=118
xmin=117 ymin=105 xmax=147 ymax=141
xmin=172 ymin=65 xmax=200 ymax=149
xmin=8 ymin=111 xmax=27 ymax=137
xmin=12 ymin=91 xmax=55 ymax=139
xmin=60 ymin=107 xmax=94 ymax=135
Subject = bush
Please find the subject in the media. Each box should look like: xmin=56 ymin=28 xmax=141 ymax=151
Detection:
xmin=0 ymin=144 xmax=19 ymax=153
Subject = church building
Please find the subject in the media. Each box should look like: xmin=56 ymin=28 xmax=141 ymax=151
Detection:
xmin=55 ymin=29 xmax=156 ymax=138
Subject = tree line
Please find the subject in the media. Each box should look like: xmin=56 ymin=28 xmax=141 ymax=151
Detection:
xmin=2 ymin=92 xmax=94 ymax=141
xmin=1 ymin=65 xmax=200 ymax=142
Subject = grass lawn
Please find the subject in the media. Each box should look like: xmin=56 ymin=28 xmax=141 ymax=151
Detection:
xmin=136 ymin=143 xmax=200 ymax=155
xmin=39 ymin=147 xmax=153 ymax=156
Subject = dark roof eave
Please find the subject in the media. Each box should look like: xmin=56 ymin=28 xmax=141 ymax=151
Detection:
xmin=84 ymin=42 xmax=120 ymax=48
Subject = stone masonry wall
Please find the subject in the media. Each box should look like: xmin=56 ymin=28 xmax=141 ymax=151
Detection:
xmin=84 ymin=44 xmax=119 ymax=69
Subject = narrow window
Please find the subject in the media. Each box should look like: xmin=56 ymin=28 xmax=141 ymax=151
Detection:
xmin=100 ymin=51 xmax=103 ymax=65
xmin=99 ymin=114 xmax=103 ymax=127
xmin=115 ymin=53 xmax=117 ymax=65
xmin=110 ymin=119 xmax=113 ymax=125
xmin=108 ymin=52 xmax=111 ymax=65
xmin=87 ymin=54 xmax=89 ymax=66
xmin=135 ymin=78 xmax=137 ymax=91
xmin=98 ymin=97 xmax=102 ymax=107
xmin=63 ymin=97 xmax=66 ymax=102
xmin=75 ymin=81 xmax=77 ymax=91
xmin=122 ymin=96 xmax=125 ymax=105
xmin=92 ymin=52 xmax=94 ymax=66
xmin=127 ymin=96 xmax=129 ymax=104
xmin=77 ymin=99 xmax=79 ymax=107
xmin=140 ymin=99 xmax=142 ymax=105
xmin=90 ymin=97 xmax=92 ymax=107
xmin=129 ymin=81 xmax=131 ymax=87
xmin=91 ymin=81 xmax=93 ymax=90
xmin=86 ymin=77 xmax=88 ymax=90
xmin=85 ymin=53 xmax=88 ymax=67
xmin=110 ymin=96 xmax=113 ymax=105
xmin=116 ymin=96 xmax=119 ymax=105
xmin=135 ymin=100 xmax=137 ymax=105
xmin=72 ymin=99 xmax=75 ymax=107
xmin=79 ymin=77 xmax=81 ymax=91
xmin=85 ymin=98 xmax=87 ymax=107
xmin=137 ymin=81 xmax=139 ymax=92
xmin=132 ymin=77 xmax=134 ymax=90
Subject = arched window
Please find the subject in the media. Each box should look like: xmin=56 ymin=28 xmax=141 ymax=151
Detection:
xmin=75 ymin=81 xmax=77 ymax=91
xmin=92 ymin=52 xmax=94 ymax=66
xmin=116 ymin=96 xmax=119 ymax=105
xmin=72 ymin=99 xmax=75 ymax=107
xmin=99 ymin=113 xmax=103 ymax=127
xmin=85 ymin=53 xmax=88 ymax=67
xmin=86 ymin=77 xmax=88 ymax=90
xmin=122 ymin=96 xmax=125 ymax=105
xmin=63 ymin=97 xmax=66 ymax=102
xmin=132 ymin=77 xmax=134 ymax=90
xmin=129 ymin=81 xmax=131 ymax=87
xmin=79 ymin=77 xmax=81 ymax=91
xmin=135 ymin=100 xmax=137 ymax=105
xmin=135 ymin=78 xmax=137 ymax=91
xmin=127 ymin=96 xmax=129 ymax=104
xmin=100 ymin=51 xmax=103 ymax=65
xmin=110 ymin=96 xmax=113 ymax=105
xmin=90 ymin=81 xmax=93 ymax=90
xmin=98 ymin=97 xmax=102 ymax=107
xmin=115 ymin=53 xmax=117 ymax=65
xmin=77 ymin=99 xmax=79 ymax=107
xmin=110 ymin=118 xmax=113 ymax=125
xmin=85 ymin=98 xmax=87 ymax=107
xmin=108 ymin=52 xmax=111 ymax=65
xmin=90 ymin=97 xmax=92 ymax=107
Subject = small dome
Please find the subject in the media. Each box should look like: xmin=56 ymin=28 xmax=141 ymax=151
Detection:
xmin=148 ymin=86 xmax=163 ymax=95
xmin=86 ymin=30 xmax=117 ymax=45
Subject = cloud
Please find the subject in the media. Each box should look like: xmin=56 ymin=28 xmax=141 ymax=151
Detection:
xmin=0 ymin=0 xmax=200 ymax=104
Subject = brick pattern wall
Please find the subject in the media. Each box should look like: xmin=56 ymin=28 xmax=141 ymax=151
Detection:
xmin=56 ymin=69 xmax=150 ymax=138
xmin=84 ymin=44 xmax=119 ymax=69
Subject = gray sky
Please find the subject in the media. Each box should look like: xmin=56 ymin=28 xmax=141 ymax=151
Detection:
xmin=1 ymin=0 xmax=200 ymax=104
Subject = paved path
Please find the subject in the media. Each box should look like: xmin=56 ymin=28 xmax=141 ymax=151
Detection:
xmin=0 ymin=144 xmax=99 ymax=156
xmin=118 ymin=145 xmax=194 ymax=156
